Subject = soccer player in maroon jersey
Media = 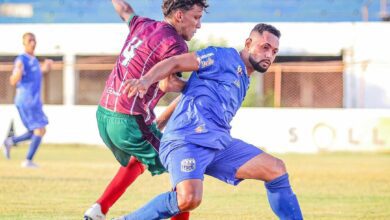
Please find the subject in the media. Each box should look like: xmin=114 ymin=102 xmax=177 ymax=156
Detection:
xmin=83 ymin=0 xmax=208 ymax=220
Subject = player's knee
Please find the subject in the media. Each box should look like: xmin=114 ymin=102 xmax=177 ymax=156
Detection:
xmin=272 ymin=158 xmax=287 ymax=177
xmin=33 ymin=128 xmax=46 ymax=137
xmin=137 ymin=161 xmax=146 ymax=174
xmin=177 ymin=192 xmax=202 ymax=211
xmin=129 ymin=157 xmax=146 ymax=174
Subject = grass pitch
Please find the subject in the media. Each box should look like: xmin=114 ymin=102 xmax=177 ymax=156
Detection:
xmin=0 ymin=144 xmax=389 ymax=220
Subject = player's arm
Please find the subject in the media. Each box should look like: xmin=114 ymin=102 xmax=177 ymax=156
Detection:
xmin=158 ymin=74 xmax=187 ymax=93
xmin=125 ymin=52 xmax=199 ymax=98
xmin=9 ymin=60 xmax=23 ymax=86
xmin=156 ymin=95 xmax=181 ymax=130
xmin=112 ymin=0 xmax=135 ymax=22
xmin=41 ymin=59 xmax=53 ymax=74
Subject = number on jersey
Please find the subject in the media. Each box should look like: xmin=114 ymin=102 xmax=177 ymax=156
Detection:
xmin=121 ymin=37 xmax=143 ymax=66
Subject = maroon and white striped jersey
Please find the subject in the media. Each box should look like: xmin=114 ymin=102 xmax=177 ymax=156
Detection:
xmin=99 ymin=15 xmax=188 ymax=125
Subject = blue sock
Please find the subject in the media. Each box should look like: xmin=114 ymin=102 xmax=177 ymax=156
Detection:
xmin=12 ymin=131 xmax=33 ymax=144
xmin=26 ymin=135 xmax=42 ymax=160
xmin=265 ymin=173 xmax=303 ymax=220
xmin=123 ymin=191 xmax=180 ymax=220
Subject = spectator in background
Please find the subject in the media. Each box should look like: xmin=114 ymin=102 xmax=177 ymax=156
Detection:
xmin=2 ymin=32 xmax=53 ymax=168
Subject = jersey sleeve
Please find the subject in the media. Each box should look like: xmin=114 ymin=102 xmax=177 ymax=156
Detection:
xmin=14 ymin=55 xmax=23 ymax=65
xmin=126 ymin=13 xmax=136 ymax=26
xmin=128 ymin=15 xmax=154 ymax=32
xmin=13 ymin=55 xmax=25 ymax=73
xmin=195 ymin=46 xmax=221 ymax=76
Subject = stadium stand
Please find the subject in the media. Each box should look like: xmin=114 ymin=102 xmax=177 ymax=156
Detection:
xmin=0 ymin=0 xmax=389 ymax=23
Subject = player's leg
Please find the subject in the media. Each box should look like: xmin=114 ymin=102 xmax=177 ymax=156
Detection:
xmin=163 ymin=144 xmax=214 ymax=212
xmin=4 ymin=130 xmax=33 ymax=159
xmin=85 ymin=107 xmax=190 ymax=220
xmin=85 ymin=148 xmax=190 ymax=220
xmin=21 ymin=127 xmax=45 ymax=168
xmin=133 ymin=117 xmax=192 ymax=220
xmin=170 ymin=211 xmax=190 ymax=220
xmin=2 ymin=131 xmax=33 ymax=159
xmin=14 ymin=105 xmax=34 ymax=143
xmin=233 ymin=140 xmax=303 ymax=219
xmin=9 ymin=130 xmax=33 ymax=144
xmin=20 ymin=105 xmax=48 ymax=167
xmin=114 ymin=144 xmax=214 ymax=220
xmin=114 ymin=180 xmax=203 ymax=220
xmin=84 ymin=157 xmax=145 ymax=220
xmin=2 ymin=107 xmax=34 ymax=159
xmin=85 ymin=107 xmax=145 ymax=220
xmin=98 ymin=157 xmax=145 ymax=213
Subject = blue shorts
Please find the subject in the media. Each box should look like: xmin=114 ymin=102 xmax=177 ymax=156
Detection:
xmin=160 ymin=138 xmax=263 ymax=187
xmin=17 ymin=105 xmax=48 ymax=131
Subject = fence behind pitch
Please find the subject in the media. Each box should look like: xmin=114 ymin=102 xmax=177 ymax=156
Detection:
xmin=0 ymin=58 xmax=345 ymax=108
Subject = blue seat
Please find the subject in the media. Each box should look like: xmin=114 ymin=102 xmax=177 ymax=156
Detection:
xmin=0 ymin=0 xmax=387 ymax=23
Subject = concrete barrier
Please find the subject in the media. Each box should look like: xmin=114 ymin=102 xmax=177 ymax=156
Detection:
xmin=1 ymin=105 xmax=389 ymax=153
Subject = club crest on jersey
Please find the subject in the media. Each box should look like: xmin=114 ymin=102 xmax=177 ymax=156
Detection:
xmin=181 ymin=158 xmax=196 ymax=172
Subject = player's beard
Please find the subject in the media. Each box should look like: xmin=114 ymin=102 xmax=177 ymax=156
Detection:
xmin=249 ymin=54 xmax=269 ymax=73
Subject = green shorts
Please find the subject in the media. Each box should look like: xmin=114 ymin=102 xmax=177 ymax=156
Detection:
xmin=96 ymin=105 xmax=165 ymax=175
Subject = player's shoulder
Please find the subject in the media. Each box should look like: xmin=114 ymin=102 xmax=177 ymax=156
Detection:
xmin=215 ymin=46 xmax=237 ymax=54
xmin=131 ymin=16 xmax=172 ymax=31
xmin=130 ymin=15 xmax=154 ymax=25
xmin=15 ymin=53 xmax=26 ymax=59
xmin=14 ymin=54 xmax=27 ymax=64
xmin=198 ymin=46 xmax=237 ymax=59
xmin=132 ymin=17 xmax=183 ymax=43
xmin=129 ymin=15 xmax=157 ymax=32
xmin=200 ymin=46 xmax=235 ymax=53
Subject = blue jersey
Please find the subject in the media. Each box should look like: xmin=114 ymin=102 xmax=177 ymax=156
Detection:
xmin=14 ymin=53 xmax=43 ymax=108
xmin=161 ymin=47 xmax=250 ymax=150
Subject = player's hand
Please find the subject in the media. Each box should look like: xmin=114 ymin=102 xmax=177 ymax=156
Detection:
xmin=42 ymin=59 xmax=54 ymax=73
xmin=155 ymin=116 xmax=168 ymax=131
xmin=124 ymin=78 xmax=150 ymax=98
xmin=44 ymin=58 xmax=54 ymax=65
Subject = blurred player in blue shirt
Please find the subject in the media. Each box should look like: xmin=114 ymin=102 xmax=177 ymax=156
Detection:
xmin=2 ymin=32 xmax=53 ymax=168
xmin=116 ymin=23 xmax=303 ymax=220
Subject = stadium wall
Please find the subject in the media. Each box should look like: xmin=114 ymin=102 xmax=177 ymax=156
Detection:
xmin=1 ymin=105 xmax=389 ymax=153
xmin=1 ymin=22 xmax=390 ymax=107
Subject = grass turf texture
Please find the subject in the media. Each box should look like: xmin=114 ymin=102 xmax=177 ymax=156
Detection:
xmin=0 ymin=144 xmax=389 ymax=220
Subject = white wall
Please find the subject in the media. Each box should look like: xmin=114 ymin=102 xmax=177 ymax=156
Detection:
xmin=1 ymin=22 xmax=390 ymax=108
xmin=1 ymin=105 xmax=389 ymax=153
xmin=230 ymin=107 xmax=390 ymax=153
xmin=0 ymin=22 xmax=362 ymax=56
xmin=1 ymin=105 xmax=102 ymax=145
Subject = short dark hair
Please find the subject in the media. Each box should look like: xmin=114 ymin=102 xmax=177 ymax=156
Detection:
xmin=162 ymin=0 xmax=208 ymax=17
xmin=251 ymin=23 xmax=281 ymax=38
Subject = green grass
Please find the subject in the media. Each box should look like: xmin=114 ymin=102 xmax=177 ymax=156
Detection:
xmin=1 ymin=144 xmax=390 ymax=220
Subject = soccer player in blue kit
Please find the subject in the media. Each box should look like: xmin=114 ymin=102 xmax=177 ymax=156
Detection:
xmin=2 ymin=32 xmax=52 ymax=168
xmin=117 ymin=23 xmax=303 ymax=220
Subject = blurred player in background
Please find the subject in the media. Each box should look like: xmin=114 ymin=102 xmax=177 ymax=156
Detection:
xmin=114 ymin=23 xmax=303 ymax=220
xmin=2 ymin=32 xmax=53 ymax=168
xmin=83 ymin=0 xmax=208 ymax=219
